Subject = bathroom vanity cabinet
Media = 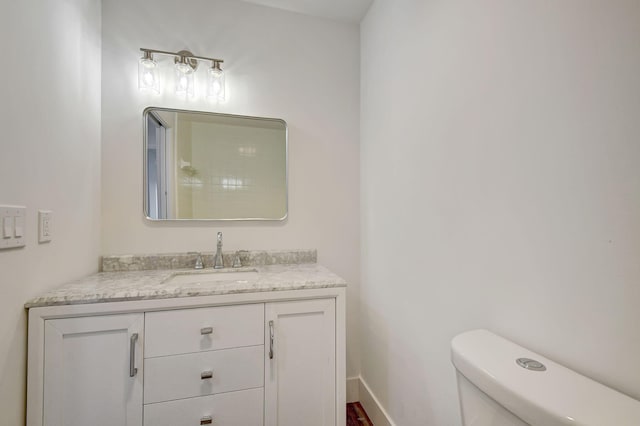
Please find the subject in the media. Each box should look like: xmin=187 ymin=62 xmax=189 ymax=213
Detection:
xmin=265 ymin=299 xmax=336 ymax=426
xmin=42 ymin=313 xmax=144 ymax=425
xmin=26 ymin=268 xmax=346 ymax=426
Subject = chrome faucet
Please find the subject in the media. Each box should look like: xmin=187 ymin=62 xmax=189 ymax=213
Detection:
xmin=213 ymin=232 xmax=224 ymax=269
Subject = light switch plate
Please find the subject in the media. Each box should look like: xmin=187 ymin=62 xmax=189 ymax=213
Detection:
xmin=38 ymin=210 xmax=52 ymax=243
xmin=0 ymin=205 xmax=26 ymax=249
xmin=3 ymin=216 xmax=13 ymax=238
xmin=14 ymin=215 xmax=25 ymax=237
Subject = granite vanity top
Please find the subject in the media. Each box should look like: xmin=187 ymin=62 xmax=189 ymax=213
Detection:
xmin=25 ymin=250 xmax=346 ymax=308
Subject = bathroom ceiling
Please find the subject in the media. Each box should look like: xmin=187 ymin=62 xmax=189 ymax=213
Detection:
xmin=239 ymin=0 xmax=373 ymax=22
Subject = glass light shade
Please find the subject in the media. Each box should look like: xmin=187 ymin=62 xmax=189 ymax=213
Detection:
xmin=175 ymin=63 xmax=195 ymax=97
xmin=207 ymin=67 xmax=226 ymax=101
xmin=138 ymin=57 xmax=159 ymax=93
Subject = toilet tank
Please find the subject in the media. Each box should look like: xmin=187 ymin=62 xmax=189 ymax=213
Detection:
xmin=451 ymin=329 xmax=640 ymax=426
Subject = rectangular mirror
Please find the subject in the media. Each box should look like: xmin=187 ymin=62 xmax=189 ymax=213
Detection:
xmin=144 ymin=107 xmax=288 ymax=221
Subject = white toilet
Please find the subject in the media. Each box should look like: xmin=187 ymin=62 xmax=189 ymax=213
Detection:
xmin=451 ymin=329 xmax=640 ymax=425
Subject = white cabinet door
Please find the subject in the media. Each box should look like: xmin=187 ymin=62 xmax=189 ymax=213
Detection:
xmin=43 ymin=314 xmax=144 ymax=426
xmin=265 ymin=299 xmax=336 ymax=426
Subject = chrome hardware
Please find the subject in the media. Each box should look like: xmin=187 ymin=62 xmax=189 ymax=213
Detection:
xmin=232 ymin=251 xmax=242 ymax=268
xmin=213 ymin=232 xmax=224 ymax=269
xmin=200 ymin=326 xmax=214 ymax=335
xmin=269 ymin=320 xmax=274 ymax=360
xmin=194 ymin=254 xmax=204 ymax=269
xmin=516 ymin=358 xmax=546 ymax=371
xmin=129 ymin=333 xmax=139 ymax=377
xmin=174 ymin=50 xmax=199 ymax=72
xmin=201 ymin=370 xmax=214 ymax=379
xmin=233 ymin=250 xmax=249 ymax=268
xmin=200 ymin=416 xmax=213 ymax=425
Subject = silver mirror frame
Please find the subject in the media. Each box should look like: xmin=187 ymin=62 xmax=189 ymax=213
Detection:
xmin=142 ymin=106 xmax=289 ymax=221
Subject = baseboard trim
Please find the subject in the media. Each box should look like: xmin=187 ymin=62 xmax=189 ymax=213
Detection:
xmin=347 ymin=376 xmax=360 ymax=403
xmin=349 ymin=376 xmax=396 ymax=426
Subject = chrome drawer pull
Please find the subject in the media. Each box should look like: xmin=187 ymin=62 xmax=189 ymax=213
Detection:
xmin=129 ymin=333 xmax=138 ymax=377
xmin=200 ymin=327 xmax=214 ymax=335
xmin=269 ymin=320 xmax=275 ymax=359
xmin=200 ymin=416 xmax=213 ymax=425
xmin=201 ymin=370 xmax=213 ymax=380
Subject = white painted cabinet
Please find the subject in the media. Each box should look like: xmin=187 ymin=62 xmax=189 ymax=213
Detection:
xmin=265 ymin=299 xmax=336 ymax=426
xmin=144 ymin=388 xmax=264 ymax=426
xmin=28 ymin=290 xmax=345 ymax=426
xmin=42 ymin=313 xmax=144 ymax=426
xmin=142 ymin=303 xmax=265 ymax=425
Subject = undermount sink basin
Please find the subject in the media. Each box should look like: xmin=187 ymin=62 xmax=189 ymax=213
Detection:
xmin=166 ymin=270 xmax=259 ymax=285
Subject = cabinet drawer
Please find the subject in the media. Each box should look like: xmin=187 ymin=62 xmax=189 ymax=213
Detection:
xmin=145 ymin=304 xmax=264 ymax=357
xmin=144 ymin=345 xmax=264 ymax=404
xmin=144 ymin=387 xmax=263 ymax=426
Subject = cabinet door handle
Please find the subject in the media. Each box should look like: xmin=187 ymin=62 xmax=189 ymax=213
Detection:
xmin=269 ymin=320 xmax=274 ymax=359
xmin=201 ymin=370 xmax=213 ymax=380
xmin=200 ymin=327 xmax=213 ymax=335
xmin=129 ymin=333 xmax=139 ymax=377
xmin=200 ymin=416 xmax=213 ymax=425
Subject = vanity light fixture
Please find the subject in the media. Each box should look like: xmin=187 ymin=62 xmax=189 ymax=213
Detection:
xmin=174 ymin=50 xmax=197 ymax=97
xmin=138 ymin=48 xmax=225 ymax=100
xmin=138 ymin=50 xmax=159 ymax=93
xmin=207 ymin=60 xmax=226 ymax=101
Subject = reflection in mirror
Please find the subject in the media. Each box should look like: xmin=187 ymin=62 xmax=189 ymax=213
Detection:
xmin=144 ymin=108 xmax=287 ymax=220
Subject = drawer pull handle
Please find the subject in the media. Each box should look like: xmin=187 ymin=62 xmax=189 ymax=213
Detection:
xmin=200 ymin=416 xmax=213 ymax=425
xmin=200 ymin=327 xmax=214 ymax=335
xmin=269 ymin=320 xmax=274 ymax=360
xmin=129 ymin=333 xmax=138 ymax=377
xmin=201 ymin=370 xmax=213 ymax=380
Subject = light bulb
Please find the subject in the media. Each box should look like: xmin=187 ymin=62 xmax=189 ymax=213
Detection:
xmin=175 ymin=62 xmax=192 ymax=74
xmin=138 ymin=53 xmax=159 ymax=93
xmin=174 ymin=59 xmax=195 ymax=97
xmin=143 ymin=70 xmax=155 ymax=86
xmin=207 ymin=61 xmax=226 ymax=101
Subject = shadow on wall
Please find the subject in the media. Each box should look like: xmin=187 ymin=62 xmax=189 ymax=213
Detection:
xmin=0 ymin=307 xmax=29 ymax=425
xmin=361 ymin=300 xmax=473 ymax=425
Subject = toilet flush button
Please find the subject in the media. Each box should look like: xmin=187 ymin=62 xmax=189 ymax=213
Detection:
xmin=517 ymin=358 xmax=547 ymax=371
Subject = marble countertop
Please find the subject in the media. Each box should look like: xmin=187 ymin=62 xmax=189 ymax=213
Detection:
xmin=25 ymin=263 xmax=347 ymax=309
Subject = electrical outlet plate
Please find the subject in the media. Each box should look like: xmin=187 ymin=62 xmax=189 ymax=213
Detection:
xmin=38 ymin=210 xmax=53 ymax=243
xmin=0 ymin=205 xmax=26 ymax=249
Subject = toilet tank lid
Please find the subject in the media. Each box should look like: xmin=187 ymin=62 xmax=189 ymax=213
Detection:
xmin=451 ymin=329 xmax=640 ymax=426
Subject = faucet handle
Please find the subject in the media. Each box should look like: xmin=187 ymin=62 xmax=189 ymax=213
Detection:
xmin=232 ymin=251 xmax=242 ymax=268
xmin=217 ymin=231 xmax=223 ymax=244
xmin=194 ymin=254 xmax=204 ymax=269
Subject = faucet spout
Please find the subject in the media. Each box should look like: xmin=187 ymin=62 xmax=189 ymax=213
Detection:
xmin=214 ymin=232 xmax=224 ymax=269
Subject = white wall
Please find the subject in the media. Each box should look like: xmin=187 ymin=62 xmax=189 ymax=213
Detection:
xmin=101 ymin=0 xmax=361 ymax=377
xmin=360 ymin=0 xmax=640 ymax=424
xmin=0 ymin=0 xmax=102 ymax=424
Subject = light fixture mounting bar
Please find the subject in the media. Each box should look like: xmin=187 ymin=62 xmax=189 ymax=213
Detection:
xmin=140 ymin=48 xmax=223 ymax=64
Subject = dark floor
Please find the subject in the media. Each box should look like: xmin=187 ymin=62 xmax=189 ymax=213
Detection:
xmin=347 ymin=402 xmax=374 ymax=426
